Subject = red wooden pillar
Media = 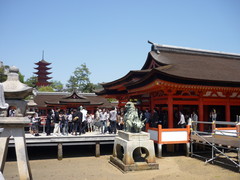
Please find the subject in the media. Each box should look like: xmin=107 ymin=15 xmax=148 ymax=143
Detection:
xmin=150 ymin=95 xmax=155 ymax=112
xmin=117 ymin=97 xmax=121 ymax=107
xmin=225 ymin=97 xmax=231 ymax=122
xmin=145 ymin=123 xmax=149 ymax=132
xmin=167 ymin=95 xmax=173 ymax=128
xmin=198 ymin=97 xmax=204 ymax=131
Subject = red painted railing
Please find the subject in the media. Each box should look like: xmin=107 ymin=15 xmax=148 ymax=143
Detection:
xmin=145 ymin=123 xmax=190 ymax=145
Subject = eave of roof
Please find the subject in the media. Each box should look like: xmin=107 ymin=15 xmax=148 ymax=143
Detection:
xmin=126 ymin=68 xmax=240 ymax=91
xmin=101 ymin=70 xmax=150 ymax=88
xmin=35 ymin=60 xmax=51 ymax=65
xmin=59 ymin=99 xmax=90 ymax=103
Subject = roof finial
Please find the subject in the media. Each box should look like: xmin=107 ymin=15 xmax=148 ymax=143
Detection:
xmin=42 ymin=50 xmax=44 ymax=60
xmin=148 ymin=40 xmax=160 ymax=53
xmin=148 ymin=40 xmax=155 ymax=45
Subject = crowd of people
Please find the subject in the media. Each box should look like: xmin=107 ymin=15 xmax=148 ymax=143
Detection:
xmin=29 ymin=106 xmax=126 ymax=136
xmin=29 ymin=106 xmax=218 ymax=136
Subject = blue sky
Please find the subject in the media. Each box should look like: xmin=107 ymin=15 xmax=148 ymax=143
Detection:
xmin=0 ymin=0 xmax=240 ymax=85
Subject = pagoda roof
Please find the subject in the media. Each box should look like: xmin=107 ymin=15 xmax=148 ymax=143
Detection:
xmin=36 ymin=82 xmax=52 ymax=87
xmin=34 ymin=67 xmax=52 ymax=70
xmin=34 ymin=71 xmax=52 ymax=75
xmin=98 ymin=43 xmax=240 ymax=95
xmin=37 ymin=76 xmax=52 ymax=79
xmin=35 ymin=60 xmax=51 ymax=65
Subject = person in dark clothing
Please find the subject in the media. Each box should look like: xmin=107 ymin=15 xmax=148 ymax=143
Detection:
xmin=151 ymin=108 xmax=160 ymax=127
xmin=59 ymin=111 xmax=68 ymax=135
xmin=67 ymin=110 xmax=73 ymax=134
xmin=72 ymin=108 xmax=83 ymax=135
xmin=53 ymin=107 xmax=61 ymax=135
xmin=46 ymin=109 xmax=53 ymax=136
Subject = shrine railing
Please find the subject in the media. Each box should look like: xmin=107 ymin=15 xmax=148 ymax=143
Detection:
xmin=145 ymin=123 xmax=191 ymax=145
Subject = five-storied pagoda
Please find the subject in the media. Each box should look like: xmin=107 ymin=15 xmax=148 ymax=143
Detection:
xmin=34 ymin=52 xmax=52 ymax=87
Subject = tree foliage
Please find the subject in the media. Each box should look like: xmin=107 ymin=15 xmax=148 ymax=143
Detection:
xmin=38 ymin=86 xmax=54 ymax=92
xmin=93 ymin=83 xmax=103 ymax=91
xmin=0 ymin=65 xmax=24 ymax=83
xmin=66 ymin=63 xmax=92 ymax=92
xmin=18 ymin=72 xmax=24 ymax=83
xmin=82 ymin=82 xmax=95 ymax=93
xmin=50 ymin=80 xmax=63 ymax=92
xmin=0 ymin=66 xmax=7 ymax=83
xmin=24 ymin=76 xmax=37 ymax=88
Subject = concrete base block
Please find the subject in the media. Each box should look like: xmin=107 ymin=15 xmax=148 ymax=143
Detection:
xmin=110 ymin=156 xmax=159 ymax=172
xmin=111 ymin=130 xmax=159 ymax=172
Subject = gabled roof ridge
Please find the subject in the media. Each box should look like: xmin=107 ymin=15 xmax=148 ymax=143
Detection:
xmin=149 ymin=42 xmax=240 ymax=59
xmin=36 ymin=91 xmax=69 ymax=96
xmin=63 ymin=91 xmax=87 ymax=99
xmin=36 ymin=91 xmax=97 ymax=96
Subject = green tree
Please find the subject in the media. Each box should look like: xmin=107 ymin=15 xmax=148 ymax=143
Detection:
xmin=66 ymin=63 xmax=91 ymax=92
xmin=19 ymin=72 xmax=24 ymax=83
xmin=24 ymin=76 xmax=37 ymax=88
xmin=82 ymin=82 xmax=95 ymax=93
xmin=0 ymin=67 xmax=7 ymax=82
xmin=50 ymin=80 xmax=63 ymax=92
xmin=83 ymin=83 xmax=104 ymax=93
xmin=0 ymin=65 xmax=24 ymax=83
xmin=38 ymin=86 xmax=54 ymax=92
xmin=66 ymin=75 xmax=78 ymax=92
xmin=0 ymin=65 xmax=9 ymax=82
xmin=93 ymin=83 xmax=103 ymax=91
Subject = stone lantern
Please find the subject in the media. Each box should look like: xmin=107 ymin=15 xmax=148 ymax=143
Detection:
xmin=2 ymin=66 xmax=33 ymax=116
xmin=0 ymin=66 xmax=33 ymax=180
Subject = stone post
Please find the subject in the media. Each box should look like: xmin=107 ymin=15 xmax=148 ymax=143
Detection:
xmin=236 ymin=123 xmax=240 ymax=138
xmin=95 ymin=141 xmax=100 ymax=157
xmin=0 ymin=117 xmax=32 ymax=180
xmin=57 ymin=143 xmax=63 ymax=160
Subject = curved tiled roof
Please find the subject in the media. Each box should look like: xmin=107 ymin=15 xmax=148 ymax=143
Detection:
xmin=34 ymin=91 xmax=112 ymax=107
xmin=148 ymin=50 xmax=240 ymax=83
xmin=98 ymin=43 xmax=240 ymax=95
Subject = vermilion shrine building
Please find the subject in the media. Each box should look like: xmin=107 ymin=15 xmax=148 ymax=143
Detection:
xmin=98 ymin=43 xmax=240 ymax=131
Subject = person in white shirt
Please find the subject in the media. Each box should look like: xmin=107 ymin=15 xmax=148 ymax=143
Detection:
xmin=100 ymin=108 xmax=107 ymax=134
xmin=191 ymin=111 xmax=198 ymax=131
xmin=9 ymin=108 xmax=16 ymax=117
xmin=80 ymin=106 xmax=87 ymax=134
xmin=94 ymin=108 xmax=101 ymax=131
xmin=109 ymin=107 xmax=117 ymax=134
xmin=95 ymin=108 xmax=100 ymax=122
xmin=87 ymin=114 xmax=93 ymax=132
xmin=178 ymin=111 xmax=186 ymax=128
xmin=210 ymin=109 xmax=217 ymax=121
